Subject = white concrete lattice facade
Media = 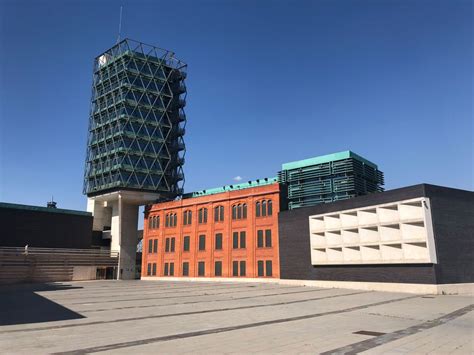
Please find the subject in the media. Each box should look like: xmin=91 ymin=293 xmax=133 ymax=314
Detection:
xmin=308 ymin=197 xmax=437 ymax=265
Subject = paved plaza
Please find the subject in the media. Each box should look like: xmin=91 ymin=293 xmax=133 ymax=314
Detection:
xmin=0 ymin=280 xmax=472 ymax=354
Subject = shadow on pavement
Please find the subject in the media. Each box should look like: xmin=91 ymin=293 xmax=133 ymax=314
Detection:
xmin=0 ymin=283 xmax=85 ymax=326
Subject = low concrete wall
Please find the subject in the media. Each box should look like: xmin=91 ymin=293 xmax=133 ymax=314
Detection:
xmin=141 ymin=276 xmax=474 ymax=295
xmin=141 ymin=276 xmax=279 ymax=284
xmin=278 ymin=279 xmax=474 ymax=295
xmin=72 ymin=266 xmax=97 ymax=281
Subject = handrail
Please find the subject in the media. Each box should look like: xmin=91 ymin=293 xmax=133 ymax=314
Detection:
xmin=0 ymin=247 xmax=119 ymax=257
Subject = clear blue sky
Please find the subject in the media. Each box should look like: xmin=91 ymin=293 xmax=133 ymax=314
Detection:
xmin=0 ymin=0 xmax=472 ymax=212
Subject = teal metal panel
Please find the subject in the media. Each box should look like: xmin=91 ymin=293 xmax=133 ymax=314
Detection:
xmin=183 ymin=177 xmax=278 ymax=199
xmin=279 ymin=151 xmax=384 ymax=210
xmin=281 ymin=151 xmax=378 ymax=170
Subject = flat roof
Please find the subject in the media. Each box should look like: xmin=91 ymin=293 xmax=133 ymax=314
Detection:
xmin=0 ymin=202 xmax=92 ymax=217
xmin=281 ymin=150 xmax=378 ymax=171
xmin=184 ymin=177 xmax=278 ymax=199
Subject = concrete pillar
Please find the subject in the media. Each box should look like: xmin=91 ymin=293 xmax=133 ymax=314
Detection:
xmin=88 ymin=190 xmax=160 ymax=280
xmin=110 ymin=196 xmax=139 ymax=280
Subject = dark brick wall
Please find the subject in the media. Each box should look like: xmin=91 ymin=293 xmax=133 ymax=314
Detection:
xmin=0 ymin=207 xmax=93 ymax=249
xmin=278 ymin=184 xmax=474 ymax=284
xmin=426 ymin=185 xmax=474 ymax=284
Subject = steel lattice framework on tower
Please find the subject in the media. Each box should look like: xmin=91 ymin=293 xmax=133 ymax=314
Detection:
xmin=83 ymin=39 xmax=187 ymax=199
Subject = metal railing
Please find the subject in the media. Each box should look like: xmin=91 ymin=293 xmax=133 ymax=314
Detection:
xmin=0 ymin=246 xmax=118 ymax=256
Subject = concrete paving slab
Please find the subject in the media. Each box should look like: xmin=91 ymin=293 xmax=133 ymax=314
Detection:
xmin=0 ymin=280 xmax=472 ymax=354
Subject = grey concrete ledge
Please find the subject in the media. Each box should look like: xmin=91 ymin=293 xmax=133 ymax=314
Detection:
xmin=141 ymin=277 xmax=474 ymax=295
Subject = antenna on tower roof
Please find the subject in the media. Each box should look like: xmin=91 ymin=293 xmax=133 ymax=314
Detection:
xmin=47 ymin=196 xmax=57 ymax=209
xmin=116 ymin=5 xmax=123 ymax=44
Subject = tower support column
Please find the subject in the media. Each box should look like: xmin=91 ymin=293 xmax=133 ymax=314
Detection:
xmin=87 ymin=191 xmax=162 ymax=280
xmin=111 ymin=196 xmax=139 ymax=280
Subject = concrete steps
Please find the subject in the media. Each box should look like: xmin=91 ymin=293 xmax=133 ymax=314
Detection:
xmin=0 ymin=247 xmax=119 ymax=284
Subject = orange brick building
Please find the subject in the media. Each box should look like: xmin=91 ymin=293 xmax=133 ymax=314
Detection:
xmin=142 ymin=181 xmax=281 ymax=279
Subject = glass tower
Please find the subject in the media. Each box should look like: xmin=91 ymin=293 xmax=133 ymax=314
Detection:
xmin=83 ymin=39 xmax=186 ymax=199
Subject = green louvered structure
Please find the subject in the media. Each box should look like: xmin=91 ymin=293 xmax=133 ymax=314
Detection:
xmin=278 ymin=151 xmax=384 ymax=210
xmin=83 ymin=39 xmax=186 ymax=199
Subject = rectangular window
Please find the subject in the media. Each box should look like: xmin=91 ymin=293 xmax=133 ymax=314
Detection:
xmin=183 ymin=210 xmax=192 ymax=225
xmin=257 ymin=230 xmax=264 ymax=248
xmin=170 ymin=237 xmax=175 ymax=252
xmin=153 ymin=239 xmax=158 ymax=253
xmin=239 ymin=261 xmax=246 ymax=276
xmin=215 ymin=233 xmax=223 ymax=250
xmin=148 ymin=239 xmax=153 ymax=253
xmin=169 ymin=262 xmax=174 ymax=276
xmin=265 ymin=260 xmax=273 ymax=277
xmin=182 ymin=262 xmax=189 ymax=276
xmin=215 ymin=261 xmax=222 ymax=276
xmin=232 ymin=232 xmax=239 ymax=249
xmin=183 ymin=236 xmax=190 ymax=252
xmin=203 ymin=208 xmax=208 ymax=223
xmin=232 ymin=261 xmax=239 ymax=276
xmin=164 ymin=263 xmax=169 ymax=276
xmin=198 ymin=209 xmax=202 ymax=223
xmin=198 ymin=261 xmax=205 ymax=277
xmin=165 ymin=238 xmax=170 ymax=252
xmin=214 ymin=207 xmax=219 ymax=222
xmin=265 ymin=229 xmax=272 ymax=247
xmin=257 ymin=260 xmax=264 ymax=277
xmin=147 ymin=263 xmax=151 ymax=276
xmin=199 ymin=235 xmax=206 ymax=251
xmin=240 ymin=231 xmax=246 ymax=248
xmin=152 ymin=263 xmax=157 ymax=276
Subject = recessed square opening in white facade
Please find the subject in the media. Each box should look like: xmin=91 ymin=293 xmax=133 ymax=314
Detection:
xmin=340 ymin=211 xmax=358 ymax=228
xmin=380 ymin=224 xmax=401 ymax=242
xmin=342 ymin=228 xmax=359 ymax=244
xmin=399 ymin=200 xmax=424 ymax=220
xmin=381 ymin=243 xmax=403 ymax=261
xmin=359 ymin=226 xmax=379 ymax=243
xmin=357 ymin=208 xmax=378 ymax=225
xmin=309 ymin=216 xmax=325 ymax=232
xmin=326 ymin=230 xmax=342 ymax=245
xmin=361 ymin=245 xmax=381 ymax=261
xmin=327 ymin=247 xmax=343 ymax=262
xmin=310 ymin=232 xmax=326 ymax=248
xmin=311 ymin=248 xmax=327 ymax=263
xmin=343 ymin=246 xmax=361 ymax=262
xmin=401 ymin=221 xmax=426 ymax=241
xmin=377 ymin=204 xmax=399 ymax=224
xmin=403 ymin=242 xmax=429 ymax=260
xmin=324 ymin=214 xmax=341 ymax=229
